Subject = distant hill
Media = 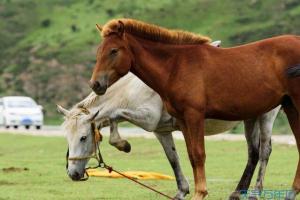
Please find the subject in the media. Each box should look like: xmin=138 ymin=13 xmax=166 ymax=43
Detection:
xmin=0 ymin=0 xmax=299 ymax=127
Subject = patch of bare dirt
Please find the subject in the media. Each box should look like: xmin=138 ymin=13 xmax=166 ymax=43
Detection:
xmin=2 ymin=167 xmax=29 ymax=173
xmin=0 ymin=180 xmax=16 ymax=185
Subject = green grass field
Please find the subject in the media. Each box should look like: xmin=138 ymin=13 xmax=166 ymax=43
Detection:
xmin=0 ymin=133 xmax=298 ymax=200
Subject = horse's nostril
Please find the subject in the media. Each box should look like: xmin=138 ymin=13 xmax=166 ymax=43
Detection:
xmin=69 ymin=171 xmax=82 ymax=181
xmin=74 ymin=171 xmax=80 ymax=178
xmin=94 ymin=81 xmax=100 ymax=88
xmin=89 ymin=80 xmax=100 ymax=90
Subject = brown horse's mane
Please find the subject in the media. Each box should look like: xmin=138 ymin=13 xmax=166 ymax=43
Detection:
xmin=102 ymin=18 xmax=211 ymax=45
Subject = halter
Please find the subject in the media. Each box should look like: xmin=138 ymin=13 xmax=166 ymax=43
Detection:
xmin=64 ymin=121 xmax=174 ymax=199
xmin=65 ymin=121 xmax=104 ymax=181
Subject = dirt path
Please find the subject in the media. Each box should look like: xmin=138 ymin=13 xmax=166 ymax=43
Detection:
xmin=0 ymin=126 xmax=296 ymax=145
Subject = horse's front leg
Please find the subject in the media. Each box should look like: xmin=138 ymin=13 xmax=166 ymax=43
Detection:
xmin=108 ymin=120 xmax=131 ymax=153
xmin=154 ymin=131 xmax=189 ymax=200
xmin=107 ymin=108 xmax=159 ymax=152
xmin=110 ymin=108 xmax=160 ymax=131
xmin=97 ymin=115 xmax=131 ymax=153
xmin=181 ymin=109 xmax=207 ymax=200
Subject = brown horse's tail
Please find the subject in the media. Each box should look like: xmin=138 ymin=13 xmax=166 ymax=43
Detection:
xmin=287 ymin=64 xmax=300 ymax=78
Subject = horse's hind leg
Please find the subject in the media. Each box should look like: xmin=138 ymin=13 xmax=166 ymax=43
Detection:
xmin=283 ymin=97 xmax=300 ymax=200
xmin=154 ymin=131 xmax=189 ymax=200
xmin=229 ymin=118 xmax=260 ymax=200
xmin=249 ymin=106 xmax=280 ymax=200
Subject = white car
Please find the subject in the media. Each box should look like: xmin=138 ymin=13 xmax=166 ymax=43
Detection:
xmin=0 ymin=96 xmax=44 ymax=129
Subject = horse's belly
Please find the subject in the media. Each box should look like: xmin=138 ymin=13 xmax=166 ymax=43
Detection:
xmin=205 ymin=82 xmax=283 ymax=120
xmin=204 ymin=119 xmax=240 ymax=135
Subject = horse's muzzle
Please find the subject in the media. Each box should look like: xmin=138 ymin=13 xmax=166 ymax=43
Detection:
xmin=89 ymin=80 xmax=107 ymax=95
xmin=68 ymin=170 xmax=84 ymax=181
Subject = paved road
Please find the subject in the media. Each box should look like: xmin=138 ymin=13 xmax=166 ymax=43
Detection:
xmin=0 ymin=125 xmax=296 ymax=145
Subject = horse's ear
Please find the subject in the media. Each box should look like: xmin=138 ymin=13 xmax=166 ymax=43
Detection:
xmin=117 ymin=20 xmax=125 ymax=36
xmin=57 ymin=104 xmax=70 ymax=116
xmin=88 ymin=110 xmax=100 ymax=122
xmin=96 ymin=24 xmax=103 ymax=33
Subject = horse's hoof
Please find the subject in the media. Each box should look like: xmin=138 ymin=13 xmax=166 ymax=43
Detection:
xmin=174 ymin=177 xmax=189 ymax=200
xmin=174 ymin=190 xmax=189 ymax=200
xmin=228 ymin=196 xmax=240 ymax=200
xmin=248 ymin=196 xmax=258 ymax=200
xmin=173 ymin=195 xmax=184 ymax=200
xmin=123 ymin=141 xmax=131 ymax=153
xmin=285 ymin=190 xmax=296 ymax=200
xmin=113 ymin=140 xmax=131 ymax=153
xmin=285 ymin=197 xmax=295 ymax=200
xmin=228 ymin=191 xmax=240 ymax=200
xmin=191 ymin=191 xmax=207 ymax=200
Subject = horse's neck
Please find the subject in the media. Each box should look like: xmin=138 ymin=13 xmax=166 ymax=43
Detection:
xmin=81 ymin=75 xmax=135 ymax=117
xmin=127 ymin=35 xmax=173 ymax=97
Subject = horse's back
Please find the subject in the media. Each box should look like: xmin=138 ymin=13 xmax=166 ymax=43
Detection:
xmin=221 ymin=35 xmax=300 ymax=50
xmin=179 ymin=35 xmax=300 ymax=120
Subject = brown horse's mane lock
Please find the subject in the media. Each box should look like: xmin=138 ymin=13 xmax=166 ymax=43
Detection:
xmin=101 ymin=18 xmax=211 ymax=45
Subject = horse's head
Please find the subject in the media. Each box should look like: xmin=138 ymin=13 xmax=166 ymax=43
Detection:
xmin=89 ymin=21 xmax=133 ymax=95
xmin=57 ymin=105 xmax=101 ymax=181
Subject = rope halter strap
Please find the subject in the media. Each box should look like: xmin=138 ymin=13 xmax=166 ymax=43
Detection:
xmin=64 ymin=121 xmax=174 ymax=199
xmin=65 ymin=121 xmax=104 ymax=180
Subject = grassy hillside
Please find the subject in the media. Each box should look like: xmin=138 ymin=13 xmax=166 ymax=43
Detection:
xmin=0 ymin=0 xmax=299 ymax=128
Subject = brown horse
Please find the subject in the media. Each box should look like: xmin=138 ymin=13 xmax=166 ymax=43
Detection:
xmin=89 ymin=18 xmax=300 ymax=200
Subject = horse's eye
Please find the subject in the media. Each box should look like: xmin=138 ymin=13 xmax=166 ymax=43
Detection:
xmin=110 ymin=48 xmax=118 ymax=55
xmin=80 ymin=136 xmax=87 ymax=142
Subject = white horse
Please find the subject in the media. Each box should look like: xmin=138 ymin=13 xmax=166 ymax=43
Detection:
xmin=58 ymin=70 xmax=280 ymax=200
